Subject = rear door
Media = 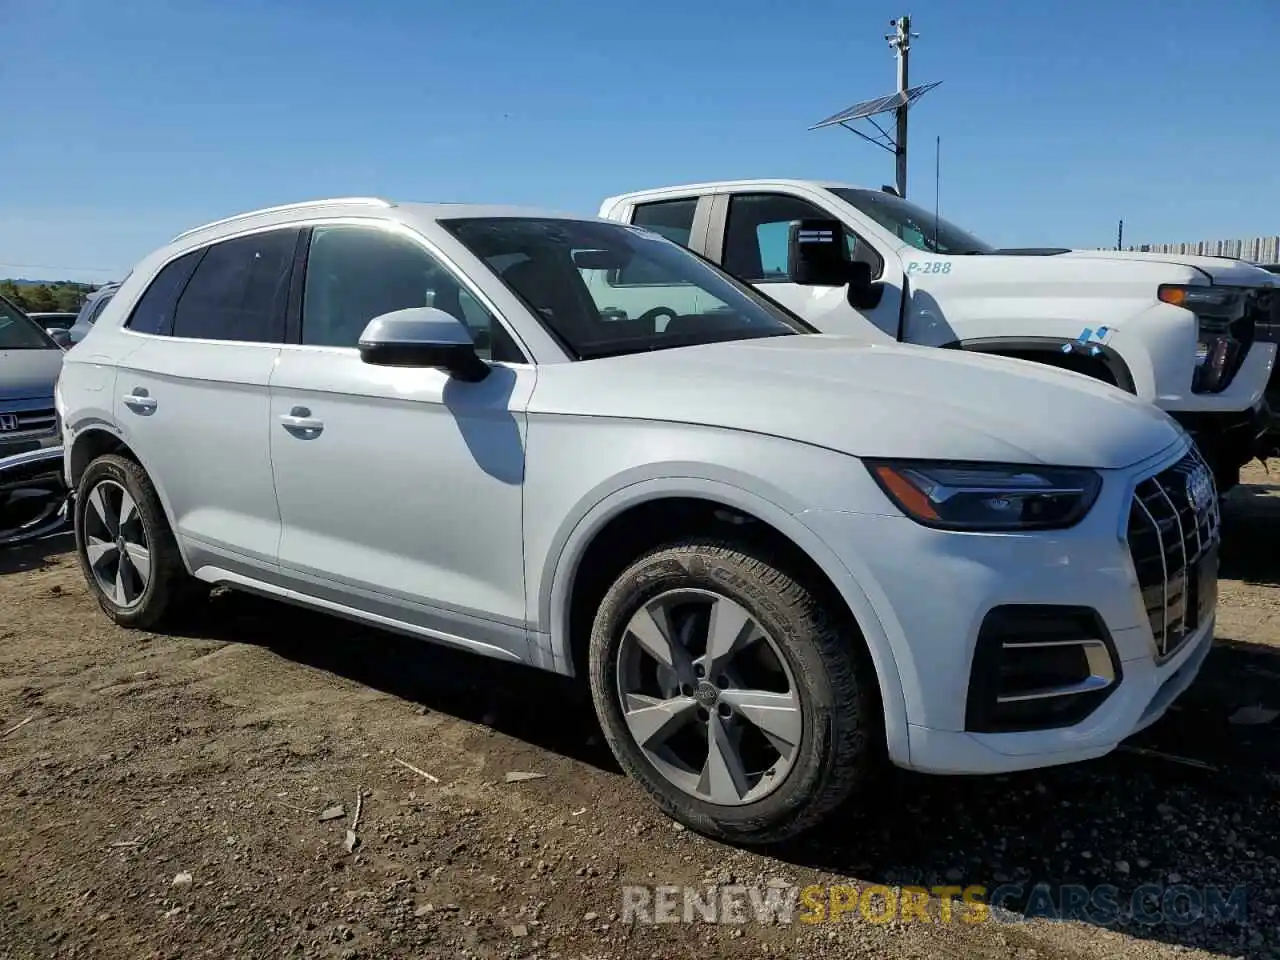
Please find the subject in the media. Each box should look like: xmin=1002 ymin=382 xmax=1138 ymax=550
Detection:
xmin=114 ymin=227 xmax=298 ymax=575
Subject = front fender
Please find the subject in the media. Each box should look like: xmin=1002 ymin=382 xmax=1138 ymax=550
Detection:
xmin=540 ymin=473 xmax=912 ymax=768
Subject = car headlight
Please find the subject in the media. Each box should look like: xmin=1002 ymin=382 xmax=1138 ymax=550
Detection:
xmin=866 ymin=460 xmax=1103 ymax=531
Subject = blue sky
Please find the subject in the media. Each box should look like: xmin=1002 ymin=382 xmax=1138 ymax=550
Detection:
xmin=2 ymin=0 xmax=1277 ymax=282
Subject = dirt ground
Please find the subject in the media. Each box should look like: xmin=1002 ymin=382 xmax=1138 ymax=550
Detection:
xmin=1 ymin=465 xmax=1277 ymax=960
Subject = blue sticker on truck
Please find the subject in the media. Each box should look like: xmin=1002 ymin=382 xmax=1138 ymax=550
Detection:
xmin=1062 ymin=326 xmax=1114 ymax=356
xmin=905 ymin=261 xmax=952 ymax=275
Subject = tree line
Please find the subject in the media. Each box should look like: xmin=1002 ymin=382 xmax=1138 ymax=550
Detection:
xmin=0 ymin=279 xmax=100 ymax=314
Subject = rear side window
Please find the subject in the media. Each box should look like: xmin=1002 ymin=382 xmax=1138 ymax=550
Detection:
xmin=171 ymin=229 xmax=297 ymax=342
xmin=125 ymin=251 xmax=203 ymax=336
xmin=613 ymin=198 xmax=698 ymax=286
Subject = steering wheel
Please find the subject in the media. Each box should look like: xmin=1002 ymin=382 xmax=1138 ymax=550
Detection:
xmin=637 ymin=306 xmax=679 ymax=330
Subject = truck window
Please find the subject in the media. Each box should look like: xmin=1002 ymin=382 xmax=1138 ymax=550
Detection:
xmin=613 ymin=198 xmax=699 ymax=286
xmin=723 ymin=194 xmax=883 ymax=283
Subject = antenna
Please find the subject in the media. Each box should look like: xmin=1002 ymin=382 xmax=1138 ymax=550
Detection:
xmin=934 ymin=134 xmax=941 ymax=248
xmin=808 ymin=15 xmax=939 ymax=200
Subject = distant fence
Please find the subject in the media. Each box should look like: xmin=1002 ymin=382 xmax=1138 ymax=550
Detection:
xmin=1102 ymin=236 xmax=1280 ymax=264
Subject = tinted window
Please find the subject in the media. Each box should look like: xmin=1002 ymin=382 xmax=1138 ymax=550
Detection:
xmin=170 ymin=230 xmax=296 ymax=342
xmin=301 ymin=225 xmax=522 ymax=362
xmin=614 ymin=198 xmax=698 ymax=286
xmin=443 ymin=216 xmax=809 ymax=360
xmin=85 ymin=293 xmax=114 ymax=324
xmin=723 ymin=194 xmax=883 ymax=282
xmin=0 ymin=296 xmax=55 ymax=349
xmin=126 ymin=250 xmax=203 ymax=336
xmin=827 ymin=187 xmax=994 ymax=255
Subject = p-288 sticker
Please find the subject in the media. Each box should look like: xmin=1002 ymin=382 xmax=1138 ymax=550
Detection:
xmin=906 ymin=261 xmax=952 ymax=275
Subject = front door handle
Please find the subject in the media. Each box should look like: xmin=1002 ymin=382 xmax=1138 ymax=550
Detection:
xmin=122 ymin=389 xmax=157 ymax=414
xmin=279 ymin=406 xmax=324 ymax=437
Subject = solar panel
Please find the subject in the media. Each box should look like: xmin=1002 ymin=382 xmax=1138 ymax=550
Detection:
xmin=808 ymin=80 xmax=943 ymax=130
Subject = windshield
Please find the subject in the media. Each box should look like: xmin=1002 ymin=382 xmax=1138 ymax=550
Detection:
xmin=441 ymin=217 xmax=810 ymax=359
xmin=828 ymin=187 xmax=995 ymax=255
xmin=0 ymin=296 xmax=56 ymax=350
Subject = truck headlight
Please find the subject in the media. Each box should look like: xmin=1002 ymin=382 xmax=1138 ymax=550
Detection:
xmin=866 ymin=460 xmax=1102 ymax=531
xmin=1158 ymin=284 xmax=1248 ymax=393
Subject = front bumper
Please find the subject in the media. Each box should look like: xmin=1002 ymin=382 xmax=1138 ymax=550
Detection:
xmin=798 ymin=440 xmax=1217 ymax=776
xmin=1170 ymin=402 xmax=1271 ymax=475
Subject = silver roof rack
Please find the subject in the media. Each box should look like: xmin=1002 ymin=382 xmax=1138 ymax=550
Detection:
xmin=170 ymin=197 xmax=393 ymax=242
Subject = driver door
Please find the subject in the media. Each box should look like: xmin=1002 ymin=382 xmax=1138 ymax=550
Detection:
xmin=267 ymin=223 xmax=535 ymax=661
xmin=710 ymin=191 xmax=904 ymax=342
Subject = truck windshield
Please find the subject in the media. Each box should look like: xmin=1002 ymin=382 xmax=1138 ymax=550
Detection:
xmin=828 ymin=187 xmax=996 ymax=256
xmin=442 ymin=217 xmax=811 ymax=359
xmin=0 ymin=297 xmax=56 ymax=350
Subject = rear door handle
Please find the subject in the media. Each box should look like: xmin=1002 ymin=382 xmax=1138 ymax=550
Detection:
xmin=279 ymin=406 xmax=324 ymax=437
xmin=122 ymin=389 xmax=157 ymax=414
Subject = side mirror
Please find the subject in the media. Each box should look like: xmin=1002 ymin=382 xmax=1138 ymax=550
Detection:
xmin=787 ymin=219 xmax=883 ymax=310
xmin=787 ymin=218 xmax=853 ymax=287
xmin=357 ymin=307 xmax=489 ymax=382
xmin=845 ymin=260 xmax=883 ymax=310
xmin=47 ymin=328 xmax=72 ymax=349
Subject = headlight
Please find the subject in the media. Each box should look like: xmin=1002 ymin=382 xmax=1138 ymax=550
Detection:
xmin=1158 ymin=284 xmax=1245 ymax=318
xmin=866 ymin=460 xmax=1102 ymax=531
xmin=1158 ymin=284 xmax=1249 ymax=393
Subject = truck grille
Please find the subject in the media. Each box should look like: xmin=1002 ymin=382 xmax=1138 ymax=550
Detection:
xmin=0 ymin=407 xmax=57 ymax=436
xmin=1126 ymin=447 xmax=1220 ymax=660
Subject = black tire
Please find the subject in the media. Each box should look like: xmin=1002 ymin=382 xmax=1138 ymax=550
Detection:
xmin=587 ymin=539 xmax=879 ymax=845
xmin=74 ymin=454 xmax=204 ymax=630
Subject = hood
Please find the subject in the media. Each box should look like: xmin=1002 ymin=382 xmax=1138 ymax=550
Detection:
xmin=0 ymin=348 xmax=63 ymax=402
xmin=1059 ymin=249 xmax=1277 ymax=287
xmin=530 ymin=335 xmax=1185 ymax=470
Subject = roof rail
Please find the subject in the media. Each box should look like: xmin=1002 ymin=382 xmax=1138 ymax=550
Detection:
xmin=170 ymin=197 xmax=393 ymax=242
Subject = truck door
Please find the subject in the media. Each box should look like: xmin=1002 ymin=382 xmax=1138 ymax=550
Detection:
xmin=708 ymin=192 xmax=904 ymax=341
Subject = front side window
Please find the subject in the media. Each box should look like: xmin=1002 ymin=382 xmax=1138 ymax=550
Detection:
xmin=171 ymin=229 xmax=297 ymax=342
xmin=442 ymin=217 xmax=810 ymax=360
xmin=299 ymin=225 xmax=522 ymax=362
xmin=723 ymin=193 xmax=884 ymax=282
xmin=828 ymin=187 xmax=995 ymax=255
xmin=0 ymin=296 xmax=55 ymax=349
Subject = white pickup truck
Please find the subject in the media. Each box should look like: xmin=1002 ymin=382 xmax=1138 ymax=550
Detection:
xmin=597 ymin=179 xmax=1279 ymax=492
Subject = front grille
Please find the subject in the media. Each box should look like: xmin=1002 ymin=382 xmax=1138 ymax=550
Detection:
xmin=1126 ymin=447 xmax=1221 ymax=660
xmin=0 ymin=407 xmax=57 ymax=437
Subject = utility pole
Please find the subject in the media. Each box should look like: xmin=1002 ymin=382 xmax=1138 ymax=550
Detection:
xmin=887 ymin=15 xmax=918 ymax=199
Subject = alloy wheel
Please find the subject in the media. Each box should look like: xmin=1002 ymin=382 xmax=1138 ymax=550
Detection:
xmin=82 ymin=479 xmax=151 ymax=609
xmin=615 ymin=588 xmax=802 ymax=806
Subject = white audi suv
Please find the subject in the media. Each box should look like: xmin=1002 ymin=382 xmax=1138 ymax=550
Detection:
xmin=56 ymin=198 xmax=1219 ymax=843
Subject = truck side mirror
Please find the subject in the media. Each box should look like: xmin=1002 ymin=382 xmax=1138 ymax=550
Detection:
xmin=787 ymin=218 xmax=882 ymax=310
xmin=787 ymin=219 xmax=851 ymax=287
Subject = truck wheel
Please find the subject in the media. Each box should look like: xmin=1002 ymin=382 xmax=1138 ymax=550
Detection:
xmin=74 ymin=454 xmax=204 ymax=630
xmin=588 ymin=539 xmax=878 ymax=845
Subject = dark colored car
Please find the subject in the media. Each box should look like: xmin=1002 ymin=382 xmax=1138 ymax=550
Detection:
xmin=26 ymin=311 xmax=79 ymax=333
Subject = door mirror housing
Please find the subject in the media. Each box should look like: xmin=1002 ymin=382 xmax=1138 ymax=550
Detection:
xmin=787 ymin=218 xmax=852 ymax=287
xmin=845 ymin=260 xmax=882 ymax=310
xmin=357 ymin=307 xmax=489 ymax=382
xmin=787 ymin=218 xmax=882 ymax=309
xmin=46 ymin=327 xmax=72 ymax=349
